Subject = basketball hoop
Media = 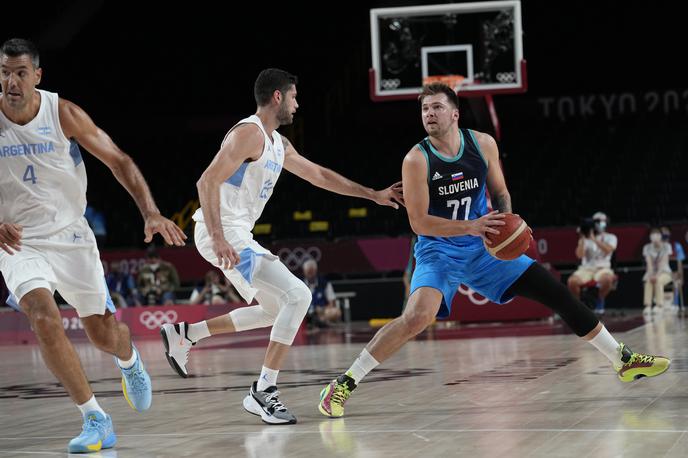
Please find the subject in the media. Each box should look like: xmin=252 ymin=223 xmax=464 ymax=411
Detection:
xmin=422 ymin=74 xmax=465 ymax=92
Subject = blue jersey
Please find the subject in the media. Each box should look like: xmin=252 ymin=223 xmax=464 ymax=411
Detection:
xmin=410 ymin=128 xmax=534 ymax=317
xmin=416 ymin=128 xmax=488 ymax=249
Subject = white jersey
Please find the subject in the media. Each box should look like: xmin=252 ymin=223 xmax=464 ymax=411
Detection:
xmin=581 ymin=232 xmax=618 ymax=269
xmin=193 ymin=115 xmax=284 ymax=232
xmin=0 ymin=89 xmax=87 ymax=238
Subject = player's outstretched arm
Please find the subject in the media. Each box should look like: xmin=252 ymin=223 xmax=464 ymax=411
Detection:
xmin=403 ymin=146 xmax=505 ymax=241
xmin=196 ymin=124 xmax=264 ymax=269
xmin=58 ymin=98 xmax=186 ymax=246
xmin=281 ymin=135 xmax=404 ymax=209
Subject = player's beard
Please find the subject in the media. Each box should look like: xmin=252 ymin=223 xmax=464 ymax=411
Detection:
xmin=426 ymin=121 xmax=450 ymax=139
xmin=277 ymin=101 xmax=293 ymax=125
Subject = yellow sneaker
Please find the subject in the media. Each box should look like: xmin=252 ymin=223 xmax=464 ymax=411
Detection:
xmin=615 ymin=343 xmax=670 ymax=382
xmin=318 ymin=373 xmax=356 ymax=417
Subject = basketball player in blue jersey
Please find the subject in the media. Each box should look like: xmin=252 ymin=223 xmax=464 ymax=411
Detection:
xmin=318 ymin=83 xmax=671 ymax=418
xmin=0 ymin=38 xmax=186 ymax=453
xmin=160 ymin=68 xmax=404 ymax=424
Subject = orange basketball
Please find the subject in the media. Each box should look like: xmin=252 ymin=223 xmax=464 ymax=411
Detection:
xmin=484 ymin=213 xmax=532 ymax=260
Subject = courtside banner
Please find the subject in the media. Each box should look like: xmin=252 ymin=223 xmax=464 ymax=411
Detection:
xmin=0 ymin=304 xmax=235 ymax=344
xmin=98 ymin=224 xmax=678 ymax=282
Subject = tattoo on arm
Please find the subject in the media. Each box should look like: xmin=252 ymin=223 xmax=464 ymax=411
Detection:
xmin=492 ymin=194 xmax=512 ymax=213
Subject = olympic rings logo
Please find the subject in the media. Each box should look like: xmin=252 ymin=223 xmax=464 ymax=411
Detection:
xmin=496 ymin=72 xmax=516 ymax=83
xmin=381 ymin=78 xmax=401 ymax=90
xmin=139 ymin=310 xmax=178 ymax=329
xmin=277 ymin=247 xmax=322 ymax=270
xmin=457 ymin=284 xmax=490 ymax=305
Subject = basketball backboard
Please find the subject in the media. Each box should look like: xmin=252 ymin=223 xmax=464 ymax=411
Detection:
xmin=370 ymin=1 xmax=526 ymax=101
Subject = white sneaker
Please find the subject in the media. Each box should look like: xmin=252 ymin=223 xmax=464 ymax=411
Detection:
xmin=242 ymin=382 xmax=297 ymax=425
xmin=160 ymin=322 xmax=194 ymax=378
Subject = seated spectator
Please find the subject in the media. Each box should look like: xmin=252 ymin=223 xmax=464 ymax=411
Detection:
xmin=106 ymin=260 xmax=140 ymax=308
xmin=302 ymin=259 xmax=340 ymax=327
xmin=137 ymin=247 xmax=180 ymax=305
xmin=642 ymin=228 xmax=673 ymax=314
xmin=567 ymin=211 xmax=617 ymax=314
xmin=190 ymin=270 xmax=234 ymax=305
xmin=661 ymin=226 xmax=684 ymax=308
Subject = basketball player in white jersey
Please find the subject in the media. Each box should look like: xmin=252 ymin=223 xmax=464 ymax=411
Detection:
xmin=0 ymin=38 xmax=186 ymax=453
xmin=161 ymin=68 xmax=404 ymax=424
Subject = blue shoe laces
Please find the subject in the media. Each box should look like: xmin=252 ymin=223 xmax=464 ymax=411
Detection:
xmin=123 ymin=361 xmax=149 ymax=393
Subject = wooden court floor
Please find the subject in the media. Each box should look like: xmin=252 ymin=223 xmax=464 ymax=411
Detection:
xmin=0 ymin=312 xmax=685 ymax=457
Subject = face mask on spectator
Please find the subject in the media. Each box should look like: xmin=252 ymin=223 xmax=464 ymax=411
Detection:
xmin=595 ymin=221 xmax=607 ymax=232
xmin=650 ymin=233 xmax=661 ymax=243
xmin=149 ymin=263 xmax=159 ymax=270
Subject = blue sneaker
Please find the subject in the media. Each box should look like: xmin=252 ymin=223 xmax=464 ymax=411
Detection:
xmin=68 ymin=411 xmax=117 ymax=453
xmin=116 ymin=346 xmax=152 ymax=411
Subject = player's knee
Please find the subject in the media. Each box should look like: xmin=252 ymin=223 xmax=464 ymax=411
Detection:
xmin=402 ymin=309 xmax=434 ymax=336
xmin=270 ymin=284 xmax=313 ymax=345
xmin=29 ymin=310 xmax=64 ymax=342
xmin=287 ymin=283 xmax=312 ymax=308
xmin=283 ymin=282 xmax=312 ymax=318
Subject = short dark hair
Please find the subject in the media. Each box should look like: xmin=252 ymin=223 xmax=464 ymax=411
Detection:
xmin=0 ymin=38 xmax=40 ymax=68
xmin=418 ymin=83 xmax=459 ymax=109
xmin=254 ymin=68 xmax=298 ymax=106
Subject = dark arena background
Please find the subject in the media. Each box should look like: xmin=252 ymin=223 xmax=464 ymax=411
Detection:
xmin=1 ymin=1 xmax=687 ymax=456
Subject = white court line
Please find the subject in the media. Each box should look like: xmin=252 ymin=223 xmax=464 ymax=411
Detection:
xmin=1 ymin=427 xmax=686 ymax=441
xmin=663 ymin=430 xmax=687 ymax=457
xmin=412 ymin=432 xmax=430 ymax=442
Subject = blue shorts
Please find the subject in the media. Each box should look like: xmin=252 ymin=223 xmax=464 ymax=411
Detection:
xmin=410 ymin=237 xmax=535 ymax=318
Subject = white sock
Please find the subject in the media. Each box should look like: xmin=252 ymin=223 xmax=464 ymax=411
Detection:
xmin=346 ymin=349 xmax=379 ymax=384
xmin=77 ymin=395 xmax=106 ymax=417
xmin=117 ymin=347 xmax=138 ymax=369
xmin=257 ymin=366 xmax=279 ymax=391
xmin=588 ymin=326 xmax=623 ymax=366
xmin=187 ymin=321 xmax=211 ymax=343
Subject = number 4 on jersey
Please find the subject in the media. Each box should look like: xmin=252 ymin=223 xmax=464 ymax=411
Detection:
xmin=23 ymin=165 xmax=37 ymax=184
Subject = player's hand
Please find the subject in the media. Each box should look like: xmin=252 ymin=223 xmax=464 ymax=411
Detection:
xmin=373 ymin=181 xmax=405 ymax=209
xmin=212 ymin=237 xmax=240 ymax=270
xmin=0 ymin=223 xmax=23 ymax=255
xmin=143 ymin=214 xmax=187 ymax=246
xmin=468 ymin=211 xmax=505 ymax=245
xmin=650 ymin=275 xmax=657 ymax=284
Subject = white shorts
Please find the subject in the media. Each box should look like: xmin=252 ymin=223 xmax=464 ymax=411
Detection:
xmin=194 ymin=221 xmax=280 ymax=303
xmin=571 ymin=267 xmax=615 ymax=284
xmin=0 ymin=217 xmax=115 ymax=317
